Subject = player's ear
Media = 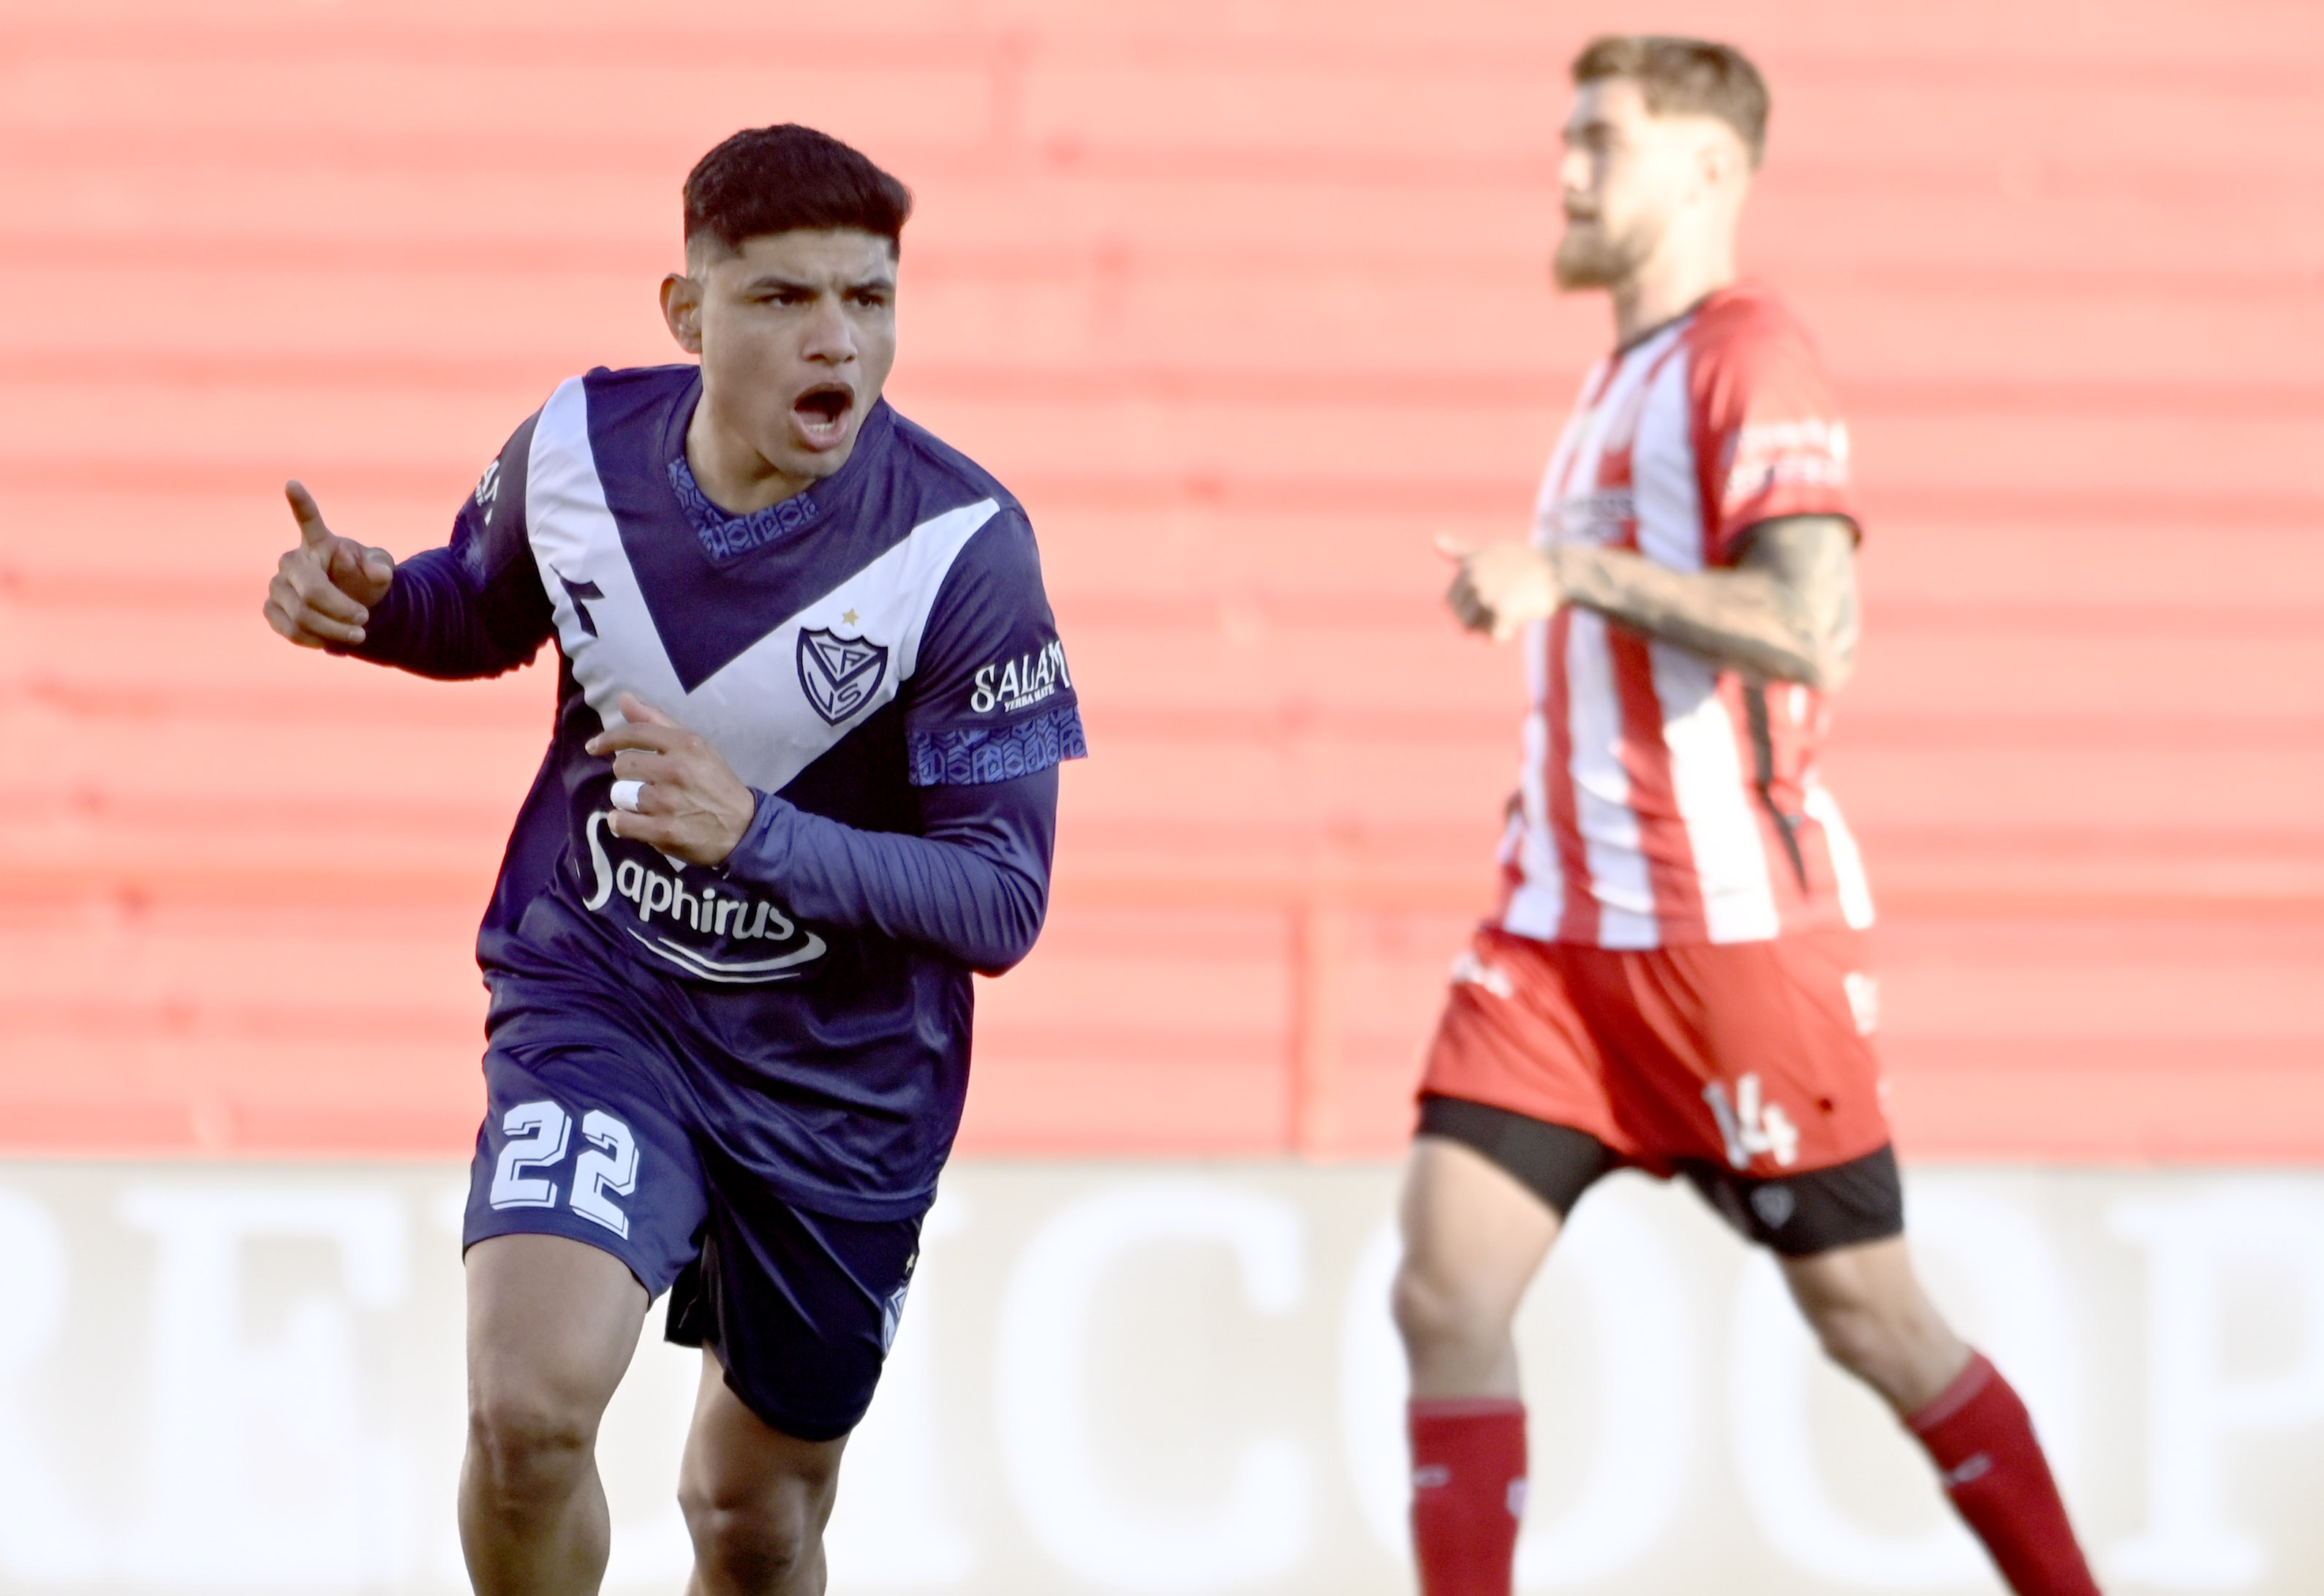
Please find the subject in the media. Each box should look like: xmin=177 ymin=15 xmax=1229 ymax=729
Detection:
xmin=660 ymin=272 xmax=704 ymax=355
xmin=1697 ymin=124 xmax=1746 ymax=195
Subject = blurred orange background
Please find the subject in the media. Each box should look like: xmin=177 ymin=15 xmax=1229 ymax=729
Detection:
xmin=1 ymin=0 xmax=2318 ymax=1162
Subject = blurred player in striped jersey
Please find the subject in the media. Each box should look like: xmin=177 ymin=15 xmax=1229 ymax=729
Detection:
xmin=1397 ymin=37 xmax=2101 ymax=1596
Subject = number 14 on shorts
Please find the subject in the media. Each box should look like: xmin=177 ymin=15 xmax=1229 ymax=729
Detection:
xmin=488 ymin=1100 xmax=642 ymax=1238
xmin=1703 ymin=1073 xmax=1800 ymax=1170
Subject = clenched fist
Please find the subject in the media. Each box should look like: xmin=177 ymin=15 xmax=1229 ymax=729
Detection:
xmin=1437 ymin=534 xmax=1563 ymax=641
xmin=263 ymin=480 xmax=396 ymax=648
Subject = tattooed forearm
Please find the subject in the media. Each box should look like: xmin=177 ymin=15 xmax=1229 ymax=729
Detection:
xmin=1550 ymin=515 xmax=1859 ymax=689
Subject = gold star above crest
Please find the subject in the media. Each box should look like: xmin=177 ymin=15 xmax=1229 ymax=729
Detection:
xmin=842 ymin=609 xmax=859 ymax=626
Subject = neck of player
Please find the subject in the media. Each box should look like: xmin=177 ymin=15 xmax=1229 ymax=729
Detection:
xmin=1610 ymin=227 xmax=1738 ymax=347
xmin=686 ymin=402 xmax=820 ymax=518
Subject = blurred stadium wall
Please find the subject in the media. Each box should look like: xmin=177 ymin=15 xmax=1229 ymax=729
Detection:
xmin=0 ymin=1 xmax=2318 ymax=1591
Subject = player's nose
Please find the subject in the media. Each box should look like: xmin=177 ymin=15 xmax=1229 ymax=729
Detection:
xmin=1556 ymin=145 xmax=1594 ymax=202
xmin=801 ymin=294 xmax=858 ymax=363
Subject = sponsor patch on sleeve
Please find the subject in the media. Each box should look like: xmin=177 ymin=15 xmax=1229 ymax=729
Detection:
xmin=1722 ymin=417 xmax=1850 ymax=512
xmin=968 ymin=638 xmax=1073 ymax=716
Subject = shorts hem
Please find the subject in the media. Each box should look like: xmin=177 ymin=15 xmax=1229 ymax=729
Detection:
xmin=663 ymin=1350 xmax=869 ymax=1445
xmin=1416 ymin=1094 xmax=1618 ymax=1216
xmin=463 ymin=1208 xmax=676 ymax=1296
xmin=1678 ymin=1142 xmax=1905 ymax=1257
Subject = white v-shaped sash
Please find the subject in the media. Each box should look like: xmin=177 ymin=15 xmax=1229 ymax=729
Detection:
xmin=524 ymin=377 xmax=997 ymax=790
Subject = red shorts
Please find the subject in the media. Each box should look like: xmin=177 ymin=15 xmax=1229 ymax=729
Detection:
xmin=1419 ymin=926 xmax=1890 ymax=1179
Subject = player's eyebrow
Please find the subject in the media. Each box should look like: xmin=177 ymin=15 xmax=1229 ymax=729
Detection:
xmin=739 ymin=273 xmax=820 ymax=296
xmin=738 ymin=271 xmax=897 ymax=297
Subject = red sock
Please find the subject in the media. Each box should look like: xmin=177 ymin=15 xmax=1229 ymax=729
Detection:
xmin=1408 ymin=1399 xmax=1526 ymax=1596
xmin=1908 ymin=1353 xmax=2100 ymax=1596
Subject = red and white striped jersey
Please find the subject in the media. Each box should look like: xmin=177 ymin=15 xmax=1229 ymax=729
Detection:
xmin=1498 ymin=282 xmax=1875 ymax=949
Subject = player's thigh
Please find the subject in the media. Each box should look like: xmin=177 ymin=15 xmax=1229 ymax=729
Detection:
xmin=1777 ymin=1233 xmax=1966 ymax=1412
xmin=1395 ymin=1133 xmax=1566 ymax=1340
xmin=466 ymin=1232 xmax=651 ymax=1438
xmin=1398 ymin=929 xmax=1621 ymax=1335
xmin=465 ymin=1024 xmax=712 ymax=1296
xmin=462 ymin=1020 xmax=713 ymax=1440
xmin=1781 ymin=1232 xmax=1924 ymax=1325
xmin=678 ymin=1350 xmax=848 ymax=1555
xmin=665 ymin=1186 xmax=925 ymax=1447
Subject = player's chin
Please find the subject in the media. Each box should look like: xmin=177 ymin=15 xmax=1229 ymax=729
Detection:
xmin=1552 ymin=228 xmax=1629 ymax=290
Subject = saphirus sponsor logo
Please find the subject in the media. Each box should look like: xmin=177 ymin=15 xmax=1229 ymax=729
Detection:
xmin=970 ymin=638 xmax=1071 ymax=715
xmin=579 ymin=812 xmax=825 ymax=983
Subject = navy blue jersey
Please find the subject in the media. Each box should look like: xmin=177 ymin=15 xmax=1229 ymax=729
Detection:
xmin=350 ymin=364 xmax=1084 ymax=1216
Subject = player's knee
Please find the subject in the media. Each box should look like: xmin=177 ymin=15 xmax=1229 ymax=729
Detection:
xmin=466 ymin=1385 xmax=599 ymax=1507
xmin=1801 ymin=1294 xmax=1909 ymax=1384
xmin=1390 ymin=1256 xmax=1495 ymax=1356
xmin=679 ymin=1478 xmax=820 ymax=1593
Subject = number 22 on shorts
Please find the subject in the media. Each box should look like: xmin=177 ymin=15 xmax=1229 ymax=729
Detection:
xmin=488 ymin=1100 xmax=641 ymax=1238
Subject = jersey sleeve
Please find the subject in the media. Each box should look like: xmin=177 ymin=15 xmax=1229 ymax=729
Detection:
xmin=1688 ymin=317 xmax=1857 ymax=568
xmin=902 ymin=505 xmax=1088 ymax=787
xmin=347 ymin=412 xmax=555 ymax=679
xmin=722 ymin=765 xmax=1057 ymax=974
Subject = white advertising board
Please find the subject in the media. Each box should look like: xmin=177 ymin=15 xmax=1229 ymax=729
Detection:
xmin=0 ymin=1160 xmax=2320 ymax=1593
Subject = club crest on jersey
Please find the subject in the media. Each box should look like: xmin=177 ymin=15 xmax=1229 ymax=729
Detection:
xmin=796 ymin=628 xmax=889 ymax=725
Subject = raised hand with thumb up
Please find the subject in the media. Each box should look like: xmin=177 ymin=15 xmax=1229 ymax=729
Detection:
xmin=263 ymin=480 xmax=396 ymax=648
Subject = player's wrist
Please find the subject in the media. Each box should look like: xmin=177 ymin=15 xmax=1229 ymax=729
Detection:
xmin=709 ymin=789 xmax=783 ymax=879
xmin=1542 ymin=544 xmax=1582 ymax=607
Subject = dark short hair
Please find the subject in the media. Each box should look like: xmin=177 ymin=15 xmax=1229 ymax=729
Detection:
xmin=1572 ymin=35 xmax=1770 ymax=166
xmin=682 ymin=124 xmax=913 ymax=258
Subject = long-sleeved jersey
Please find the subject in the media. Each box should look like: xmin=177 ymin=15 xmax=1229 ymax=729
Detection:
xmin=350 ymin=363 xmax=1084 ymax=1215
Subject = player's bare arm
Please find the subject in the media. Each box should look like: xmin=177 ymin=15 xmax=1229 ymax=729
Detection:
xmin=585 ymin=693 xmax=758 ymax=866
xmin=1440 ymin=513 xmax=1859 ymax=689
xmin=1558 ymin=513 xmax=1858 ymax=687
xmin=263 ymin=480 xmax=395 ymax=648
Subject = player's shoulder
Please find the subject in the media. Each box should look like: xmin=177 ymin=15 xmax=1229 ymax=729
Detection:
xmin=568 ymin=362 xmax=698 ymax=428
xmin=867 ymin=412 xmax=1054 ymax=629
xmin=1685 ymin=282 xmax=1825 ymax=368
xmin=576 ymin=361 xmax=699 ymax=397
xmin=510 ymin=363 xmax=695 ymax=461
xmin=879 ymin=406 xmax=1027 ymax=529
xmin=1679 ymin=283 xmax=1842 ymax=424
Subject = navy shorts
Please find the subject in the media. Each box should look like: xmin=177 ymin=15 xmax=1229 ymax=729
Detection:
xmin=461 ymin=1010 xmax=925 ymax=1443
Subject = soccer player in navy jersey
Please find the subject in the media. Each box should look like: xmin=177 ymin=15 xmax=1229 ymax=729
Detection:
xmin=263 ymin=125 xmax=1084 ymax=1596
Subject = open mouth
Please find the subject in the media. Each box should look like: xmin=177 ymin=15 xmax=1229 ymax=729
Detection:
xmin=791 ymin=384 xmax=855 ymax=448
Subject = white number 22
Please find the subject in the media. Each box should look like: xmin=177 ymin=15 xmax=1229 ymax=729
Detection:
xmin=570 ymin=1111 xmax=640 ymax=1238
xmin=490 ymin=1101 xmax=571 ymax=1209
xmin=488 ymin=1100 xmax=640 ymax=1238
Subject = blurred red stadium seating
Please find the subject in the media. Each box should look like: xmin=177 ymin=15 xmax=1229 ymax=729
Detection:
xmin=1 ymin=0 xmax=2318 ymax=1160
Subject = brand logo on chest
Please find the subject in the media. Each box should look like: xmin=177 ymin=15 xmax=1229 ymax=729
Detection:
xmin=796 ymin=627 xmax=890 ymax=725
xmin=580 ymin=812 xmax=826 ymax=983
